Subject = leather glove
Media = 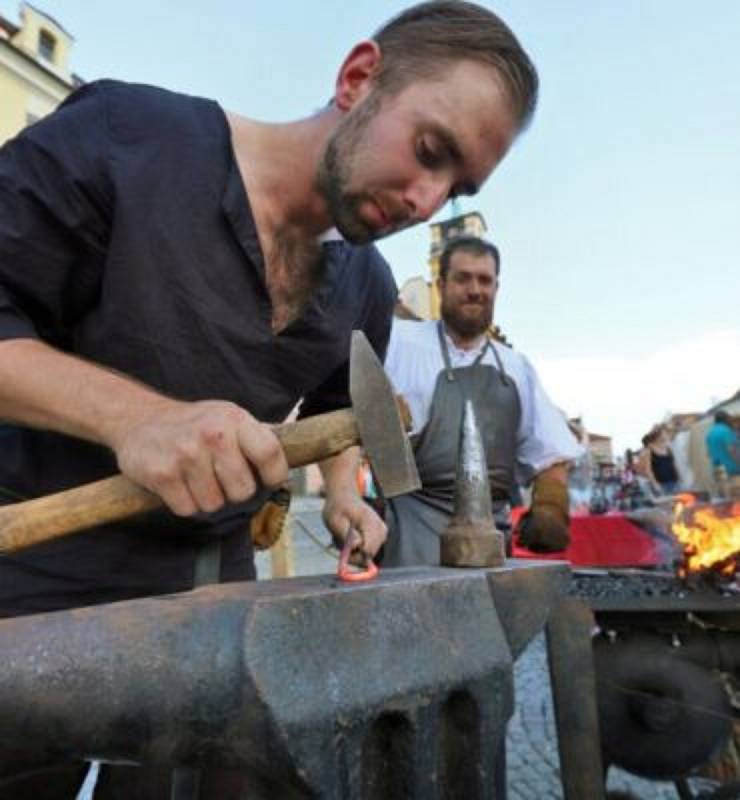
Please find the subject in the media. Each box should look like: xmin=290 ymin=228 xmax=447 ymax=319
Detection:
xmin=249 ymin=487 xmax=292 ymax=551
xmin=516 ymin=476 xmax=570 ymax=553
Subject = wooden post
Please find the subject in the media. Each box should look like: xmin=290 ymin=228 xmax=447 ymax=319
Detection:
xmin=270 ymin=513 xmax=295 ymax=578
xmin=546 ymin=597 xmax=606 ymax=800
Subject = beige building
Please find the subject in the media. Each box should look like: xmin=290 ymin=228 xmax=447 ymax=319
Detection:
xmin=587 ymin=432 xmax=614 ymax=465
xmin=396 ymin=275 xmax=431 ymax=320
xmin=0 ymin=3 xmax=80 ymax=145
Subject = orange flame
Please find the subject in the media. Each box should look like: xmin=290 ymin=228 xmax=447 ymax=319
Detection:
xmin=671 ymin=499 xmax=740 ymax=577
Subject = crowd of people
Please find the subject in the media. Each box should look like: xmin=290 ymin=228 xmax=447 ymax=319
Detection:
xmin=565 ymin=412 xmax=740 ymax=515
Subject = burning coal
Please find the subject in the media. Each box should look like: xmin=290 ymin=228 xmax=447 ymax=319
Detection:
xmin=672 ymin=495 xmax=740 ymax=578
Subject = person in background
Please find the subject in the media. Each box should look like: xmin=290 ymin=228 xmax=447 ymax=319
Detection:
xmin=382 ymin=235 xmax=581 ymax=565
xmin=618 ymin=448 xmax=653 ymax=510
xmin=706 ymin=411 xmax=740 ymax=476
xmin=567 ymin=418 xmax=592 ymax=512
xmin=705 ymin=410 xmax=740 ymax=498
xmin=641 ymin=424 xmax=681 ymax=496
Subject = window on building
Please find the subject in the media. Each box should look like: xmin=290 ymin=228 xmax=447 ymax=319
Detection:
xmin=38 ymin=29 xmax=56 ymax=62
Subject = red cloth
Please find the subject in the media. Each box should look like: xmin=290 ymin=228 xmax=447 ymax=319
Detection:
xmin=511 ymin=508 xmax=660 ymax=566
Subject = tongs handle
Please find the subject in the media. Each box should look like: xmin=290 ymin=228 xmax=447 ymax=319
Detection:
xmin=337 ymin=525 xmax=378 ymax=583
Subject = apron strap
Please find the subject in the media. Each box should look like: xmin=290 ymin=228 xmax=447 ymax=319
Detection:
xmin=488 ymin=339 xmax=512 ymax=386
xmin=437 ymin=320 xmax=457 ymax=382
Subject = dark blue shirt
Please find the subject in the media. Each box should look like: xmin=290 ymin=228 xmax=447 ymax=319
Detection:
xmin=0 ymin=80 xmax=396 ymax=614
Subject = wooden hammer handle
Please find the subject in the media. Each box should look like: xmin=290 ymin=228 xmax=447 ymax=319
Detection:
xmin=0 ymin=407 xmax=359 ymax=554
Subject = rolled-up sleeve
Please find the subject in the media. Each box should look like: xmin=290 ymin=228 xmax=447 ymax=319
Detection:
xmin=0 ymin=82 xmax=112 ymax=346
xmin=514 ymin=354 xmax=582 ymax=483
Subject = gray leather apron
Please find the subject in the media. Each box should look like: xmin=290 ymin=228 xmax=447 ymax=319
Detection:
xmin=383 ymin=322 xmax=522 ymax=566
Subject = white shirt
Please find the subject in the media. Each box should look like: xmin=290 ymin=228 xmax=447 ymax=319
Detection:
xmin=385 ymin=319 xmax=582 ymax=482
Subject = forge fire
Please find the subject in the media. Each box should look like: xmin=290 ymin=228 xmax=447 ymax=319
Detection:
xmin=672 ymin=496 xmax=740 ymax=579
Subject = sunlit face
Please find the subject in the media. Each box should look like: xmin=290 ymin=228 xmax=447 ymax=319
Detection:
xmin=439 ymin=250 xmax=499 ymax=340
xmin=317 ymin=60 xmax=518 ymax=244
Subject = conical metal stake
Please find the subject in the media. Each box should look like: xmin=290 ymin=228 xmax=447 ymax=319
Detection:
xmin=440 ymin=399 xmax=506 ymax=567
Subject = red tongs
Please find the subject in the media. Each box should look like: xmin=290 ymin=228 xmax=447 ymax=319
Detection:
xmin=337 ymin=524 xmax=379 ymax=583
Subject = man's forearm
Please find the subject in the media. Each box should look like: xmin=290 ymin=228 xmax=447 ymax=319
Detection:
xmin=318 ymin=445 xmax=386 ymax=557
xmin=319 ymin=446 xmax=362 ymax=496
xmin=0 ymin=338 xmax=291 ymax=516
xmin=0 ymin=338 xmax=174 ymax=449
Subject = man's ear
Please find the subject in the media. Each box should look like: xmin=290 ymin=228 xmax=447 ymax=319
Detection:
xmin=334 ymin=40 xmax=382 ymax=112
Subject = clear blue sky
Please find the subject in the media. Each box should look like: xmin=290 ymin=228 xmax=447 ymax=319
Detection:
xmin=3 ymin=1 xmax=738 ymax=449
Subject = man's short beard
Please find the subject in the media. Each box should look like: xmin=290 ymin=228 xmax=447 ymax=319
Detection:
xmin=316 ymin=92 xmax=383 ymax=245
xmin=441 ymin=299 xmax=493 ymax=341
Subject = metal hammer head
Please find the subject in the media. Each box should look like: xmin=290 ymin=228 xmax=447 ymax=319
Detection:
xmin=350 ymin=331 xmax=420 ymax=498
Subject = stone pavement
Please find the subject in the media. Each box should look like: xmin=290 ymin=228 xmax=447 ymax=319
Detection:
xmin=258 ymin=499 xmax=697 ymax=799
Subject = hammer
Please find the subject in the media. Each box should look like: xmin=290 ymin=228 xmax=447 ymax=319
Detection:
xmin=0 ymin=331 xmax=420 ymax=554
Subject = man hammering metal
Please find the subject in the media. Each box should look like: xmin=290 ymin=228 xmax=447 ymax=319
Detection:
xmin=0 ymin=329 xmax=419 ymax=566
xmin=0 ymin=1 xmax=537 ymax=610
xmin=382 ymin=235 xmax=581 ymax=567
xmin=0 ymin=1 xmax=543 ymax=796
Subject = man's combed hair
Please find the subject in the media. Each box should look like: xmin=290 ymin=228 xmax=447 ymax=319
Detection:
xmin=373 ymin=0 xmax=538 ymax=130
xmin=439 ymin=234 xmax=500 ymax=280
